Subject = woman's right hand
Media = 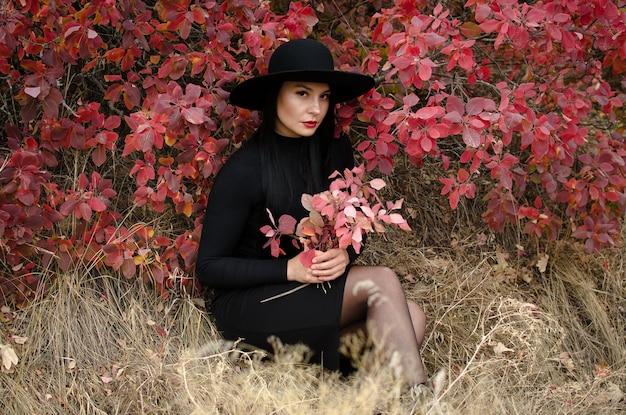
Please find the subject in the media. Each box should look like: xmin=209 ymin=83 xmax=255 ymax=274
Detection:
xmin=286 ymin=252 xmax=316 ymax=284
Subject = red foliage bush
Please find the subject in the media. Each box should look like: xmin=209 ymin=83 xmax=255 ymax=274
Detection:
xmin=1 ymin=0 xmax=625 ymax=305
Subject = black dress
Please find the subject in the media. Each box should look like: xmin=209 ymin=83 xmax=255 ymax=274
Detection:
xmin=195 ymin=133 xmax=359 ymax=370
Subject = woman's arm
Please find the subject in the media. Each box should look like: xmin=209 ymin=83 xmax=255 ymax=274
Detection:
xmin=195 ymin=148 xmax=289 ymax=289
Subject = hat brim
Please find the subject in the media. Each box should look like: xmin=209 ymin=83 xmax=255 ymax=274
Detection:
xmin=229 ymin=70 xmax=375 ymax=111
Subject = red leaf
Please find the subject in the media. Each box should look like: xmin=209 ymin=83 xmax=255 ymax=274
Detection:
xmin=460 ymin=150 xmax=473 ymax=163
xmin=466 ymin=97 xmax=486 ymax=116
xmin=391 ymin=55 xmax=413 ymax=69
xmin=449 ymin=188 xmax=461 ymax=209
xmin=260 ymin=225 xmax=274 ymax=237
xmin=378 ymin=156 xmax=393 ymax=175
xmin=475 ymin=5 xmax=491 ymax=22
xmin=104 ymin=84 xmax=123 ymax=102
xmin=92 ymin=146 xmax=106 ymax=167
xmin=89 ymin=197 xmax=107 ymax=212
xmin=457 ymin=168 xmax=470 ymax=182
xmin=605 ymin=191 xmax=619 ymax=202
xmin=418 ymin=60 xmax=432 ymax=81
xmin=462 ymin=126 xmax=481 ymax=147
xmin=479 ymin=20 xmax=501 ymax=33
xmin=123 ymin=83 xmax=141 ymax=109
xmin=17 ymin=191 xmax=35 ymax=206
xmin=182 ymin=107 xmax=206 ymax=124
xmin=423 ymin=33 xmax=446 ymax=47
xmin=299 ymin=250 xmax=316 ymax=267
xmin=78 ymin=202 xmax=92 ymax=220
xmin=403 ymin=93 xmax=420 ymax=107
xmin=415 ymin=106 xmax=441 ymax=120
xmin=42 ymin=92 xmax=61 ymax=119
xmin=420 ymin=136 xmax=433 ymax=152
xmin=24 ymin=86 xmax=41 ymax=98
xmin=138 ymin=129 xmax=155 ymax=152
xmin=159 ymin=55 xmax=188 ymax=80
xmin=154 ymin=325 xmax=168 ymax=338
xmin=60 ymin=199 xmax=79 ymax=216
xmin=122 ymin=258 xmax=136 ymax=278
xmin=369 ymin=178 xmax=386 ymax=191
xmin=553 ymin=13 xmax=570 ymax=24
xmin=439 ymin=177 xmax=455 ymax=195
xmin=461 ymin=21 xmax=482 ymax=38
xmin=277 ymin=214 xmax=297 ymax=234
xmin=469 ymin=118 xmax=486 ymax=129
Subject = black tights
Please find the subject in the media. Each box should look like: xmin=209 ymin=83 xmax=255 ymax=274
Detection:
xmin=340 ymin=265 xmax=426 ymax=386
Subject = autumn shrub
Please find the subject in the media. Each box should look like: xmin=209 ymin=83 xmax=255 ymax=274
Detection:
xmin=1 ymin=0 xmax=625 ymax=305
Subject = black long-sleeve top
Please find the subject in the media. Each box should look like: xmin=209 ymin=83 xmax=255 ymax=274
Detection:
xmin=195 ymin=133 xmax=358 ymax=291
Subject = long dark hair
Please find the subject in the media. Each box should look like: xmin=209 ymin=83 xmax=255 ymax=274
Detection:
xmin=256 ymin=82 xmax=337 ymax=215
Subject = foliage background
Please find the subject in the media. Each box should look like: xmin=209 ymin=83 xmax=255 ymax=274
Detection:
xmin=1 ymin=0 xmax=626 ymax=303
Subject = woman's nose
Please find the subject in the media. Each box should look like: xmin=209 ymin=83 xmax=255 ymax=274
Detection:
xmin=308 ymin=99 xmax=321 ymax=114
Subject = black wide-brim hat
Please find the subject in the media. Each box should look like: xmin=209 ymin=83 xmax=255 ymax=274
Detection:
xmin=229 ymin=38 xmax=375 ymax=111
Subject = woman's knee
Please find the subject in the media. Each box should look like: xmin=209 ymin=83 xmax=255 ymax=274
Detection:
xmin=407 ymin=300 xmax=426 ymax=346
xmin=350 ymin=266 xmax=405 ymax=296
xmin=407 ymin=300 xmax=426 ymax=327
xmin=365 ymin=266 xmax=400 ymax=287
xmin=377 ymin=266 xmax=408 ymax=296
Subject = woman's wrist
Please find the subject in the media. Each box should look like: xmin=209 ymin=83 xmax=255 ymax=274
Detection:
xmin=286 ymin=256 xmax=296 ymax=281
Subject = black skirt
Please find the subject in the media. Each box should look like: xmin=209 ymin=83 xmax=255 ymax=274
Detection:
xmin=212 ymin=272 xmax=348 ymax=370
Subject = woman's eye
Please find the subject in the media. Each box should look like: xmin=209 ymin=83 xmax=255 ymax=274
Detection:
xmin=321 ymin=93 xmax=331 ymax=100
xmin=296 ymin=90 xmax=308 ymax=96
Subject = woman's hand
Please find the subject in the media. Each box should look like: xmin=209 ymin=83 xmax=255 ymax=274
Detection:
xmin=286 ymin=248 xmax=349 ymax=284
xmin=286 ymin=253 xmax=313 ymax=283
xmin=311 ymin=248 xmax=349 ymax=281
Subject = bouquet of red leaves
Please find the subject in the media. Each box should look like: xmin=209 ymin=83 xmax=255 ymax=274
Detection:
xmin=260 ymin=165 xmax=411 ymax=267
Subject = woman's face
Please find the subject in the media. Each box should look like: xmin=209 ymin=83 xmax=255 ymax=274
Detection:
xmin=275 ymin=81 xmax=331 ymax=138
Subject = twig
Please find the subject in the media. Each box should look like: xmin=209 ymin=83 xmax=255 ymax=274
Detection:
xmin=260 ymin=283 xmax=310 ymax=303
xmin=260 ymin=281 xmax=333 ymax=303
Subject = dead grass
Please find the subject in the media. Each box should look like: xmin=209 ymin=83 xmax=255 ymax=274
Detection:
xmin=1 ymin=160 xmax=625 ymax=414
xmin=1 ymin=232 xmax=623 ymax=414
xmin=358 ymin=224 xmax=625 ymax=415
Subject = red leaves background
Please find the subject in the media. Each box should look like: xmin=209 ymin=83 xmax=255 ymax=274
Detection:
xmin=0 ymin=0 xmax=625 ymax=305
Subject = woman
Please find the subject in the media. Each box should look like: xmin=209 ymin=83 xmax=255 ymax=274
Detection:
xmin=195 ymin=38 xmax=427 ymax=388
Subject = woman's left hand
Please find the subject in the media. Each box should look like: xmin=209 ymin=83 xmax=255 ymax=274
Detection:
xmin=310 ymin=248 xmax=350 ymax=281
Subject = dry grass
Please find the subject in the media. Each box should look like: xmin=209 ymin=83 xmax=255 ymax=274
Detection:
xmin=360 ymin=226 xmax=625 ymax=415
xmin=1 ymin=160 xmax=625 ymax=414
xmin=1 ymin=234 xmax=624 ymax=414
xmin=0 ymin=234 xmax=626 ymax=415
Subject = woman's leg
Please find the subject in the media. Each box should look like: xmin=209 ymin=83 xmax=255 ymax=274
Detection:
xmin=407 ymin=299 xmax=426 ymax=347
xmin=341 ymin=298 xmax=426 ymax=346
xmin=340 ymin=265 xmax=426 ymax=386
